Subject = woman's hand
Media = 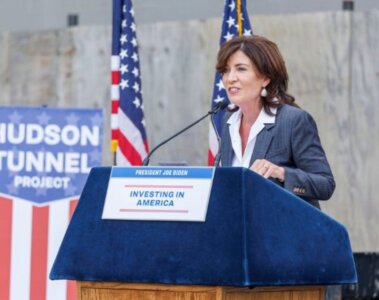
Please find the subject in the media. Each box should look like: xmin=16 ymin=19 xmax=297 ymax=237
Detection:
xmin=250 ymin=159 xmax=285 ymax=182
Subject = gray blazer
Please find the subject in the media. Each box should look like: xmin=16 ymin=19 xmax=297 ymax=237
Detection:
xmin=220 ymin=104 xmax=335 ymax=208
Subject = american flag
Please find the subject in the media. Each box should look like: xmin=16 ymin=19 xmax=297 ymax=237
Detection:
xmin=208 ymin=0 xmax=252 ymax=165
xmin=0 ymin=196 xmax=78 ymax=300
xmin=111 ymin=0 xmax=149 ymax=166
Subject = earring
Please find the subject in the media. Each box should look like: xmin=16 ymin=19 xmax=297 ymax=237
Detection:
xmin=227 ymin=103 xmax=237 ymax=110
xmin=261 ymin=87 xmax=268 ymax=97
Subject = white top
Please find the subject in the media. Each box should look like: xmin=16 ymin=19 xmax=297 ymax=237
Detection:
xmin=227 ymin=107 xmax=276 ymax=168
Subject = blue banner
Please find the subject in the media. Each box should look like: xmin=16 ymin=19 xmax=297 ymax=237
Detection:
xmin=0 ymin=106 xmax=103 ymax=204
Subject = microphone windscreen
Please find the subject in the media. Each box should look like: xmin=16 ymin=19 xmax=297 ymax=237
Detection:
xmin=219 ymin=101 xmax=229 ymax=111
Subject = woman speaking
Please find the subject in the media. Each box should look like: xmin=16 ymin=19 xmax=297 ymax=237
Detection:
xmin=217 ymin=35 xmax=335 ymax=208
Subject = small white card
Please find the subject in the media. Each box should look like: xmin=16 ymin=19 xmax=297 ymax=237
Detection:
xmin=102 ymin=167 xmax=215 ymax=222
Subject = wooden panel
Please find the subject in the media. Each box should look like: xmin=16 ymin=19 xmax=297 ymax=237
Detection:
xmin=226 ymin=291 xmax=290 ymax=300
xmin=292 ymin=288 xmax=324 ymax=300
xmin=78 ymin=282 xmax=220 ymax=300
xmin=81 ymin=287 xmax=216 ymax=300
xmin=78 ymin=282 xmax=324 ymax=300
xmin=224 ymin=286 xmax=323 ymax=300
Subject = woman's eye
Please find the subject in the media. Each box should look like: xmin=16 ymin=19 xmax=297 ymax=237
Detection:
xmin=238 ymin=67 xmax=246 ymax=71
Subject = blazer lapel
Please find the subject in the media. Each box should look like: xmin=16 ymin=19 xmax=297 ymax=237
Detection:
xmin=249 ymin=123 xmax=275 ymax=166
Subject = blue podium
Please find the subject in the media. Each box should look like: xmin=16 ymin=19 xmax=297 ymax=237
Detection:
xmin=50 ymin=167 xmax=356 ymax=299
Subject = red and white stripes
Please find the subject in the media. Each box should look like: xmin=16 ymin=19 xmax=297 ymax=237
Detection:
xmin=116 ymin=108 xmax=148 ymax=166
xmin=0 ymin=196 xmax=77 ymax=300
xmin=111 ymin=55 xmax=121 ymax=150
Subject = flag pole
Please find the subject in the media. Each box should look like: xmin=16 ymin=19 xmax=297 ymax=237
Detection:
xmin=111 ymin=140 xmax=117 ymax=166
xmin=237 ymin=0 xmax=243 ymax=36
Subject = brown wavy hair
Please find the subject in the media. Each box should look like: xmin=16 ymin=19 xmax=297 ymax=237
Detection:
xmin=216 ymin=35 xmax=299 ymax=114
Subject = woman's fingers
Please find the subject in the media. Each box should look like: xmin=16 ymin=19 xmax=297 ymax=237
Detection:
xmin=250 ymin=159 xmax=284 ymax=181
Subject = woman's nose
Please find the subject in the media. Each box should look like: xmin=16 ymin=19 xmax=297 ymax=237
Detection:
xmin=227 ymin=70 xmax=237 ymax=83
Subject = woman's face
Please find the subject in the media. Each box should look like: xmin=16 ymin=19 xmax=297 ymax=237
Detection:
xmin=222 ymin=50 xmax=269 ymax=108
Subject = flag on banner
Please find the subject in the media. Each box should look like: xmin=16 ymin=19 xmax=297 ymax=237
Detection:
xmin=208 ymin=0 xmax=252 ymax=165
xmin=111 ymin=0 xmax=149 ymax=166
xmin=0 ymin=196 xmax=78 ymax=300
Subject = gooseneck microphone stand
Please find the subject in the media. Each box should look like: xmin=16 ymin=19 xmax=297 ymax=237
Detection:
xmin=142 ymin=101 xmax=228 ymax=166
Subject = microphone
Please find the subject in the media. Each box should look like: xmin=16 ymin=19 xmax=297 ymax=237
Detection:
xmin=142 ymin=101 xmax=228 ymax=166
xmin=211 ymin=112 xmax=222 ymax=167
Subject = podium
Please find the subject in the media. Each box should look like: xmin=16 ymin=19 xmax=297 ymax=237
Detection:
xmin=50 ymin=167 xmax=357 ymax=300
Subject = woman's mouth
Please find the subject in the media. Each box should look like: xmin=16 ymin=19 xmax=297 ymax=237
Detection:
xmin=228 ymin=87 xmax=240 ymax=94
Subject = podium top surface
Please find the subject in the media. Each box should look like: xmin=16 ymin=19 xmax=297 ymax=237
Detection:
xmin=50 ymin=167 xmax=356 ymax=286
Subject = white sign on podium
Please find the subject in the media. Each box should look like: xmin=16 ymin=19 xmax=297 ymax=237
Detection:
xmin=102 ymin=167 xmax=215 ymax=222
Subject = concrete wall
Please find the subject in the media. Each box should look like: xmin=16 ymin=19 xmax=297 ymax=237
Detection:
xmin=0 ymin=11 xmax=378 ymax=251
xmin=1 ymin=0 xmax=379 ymax=32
